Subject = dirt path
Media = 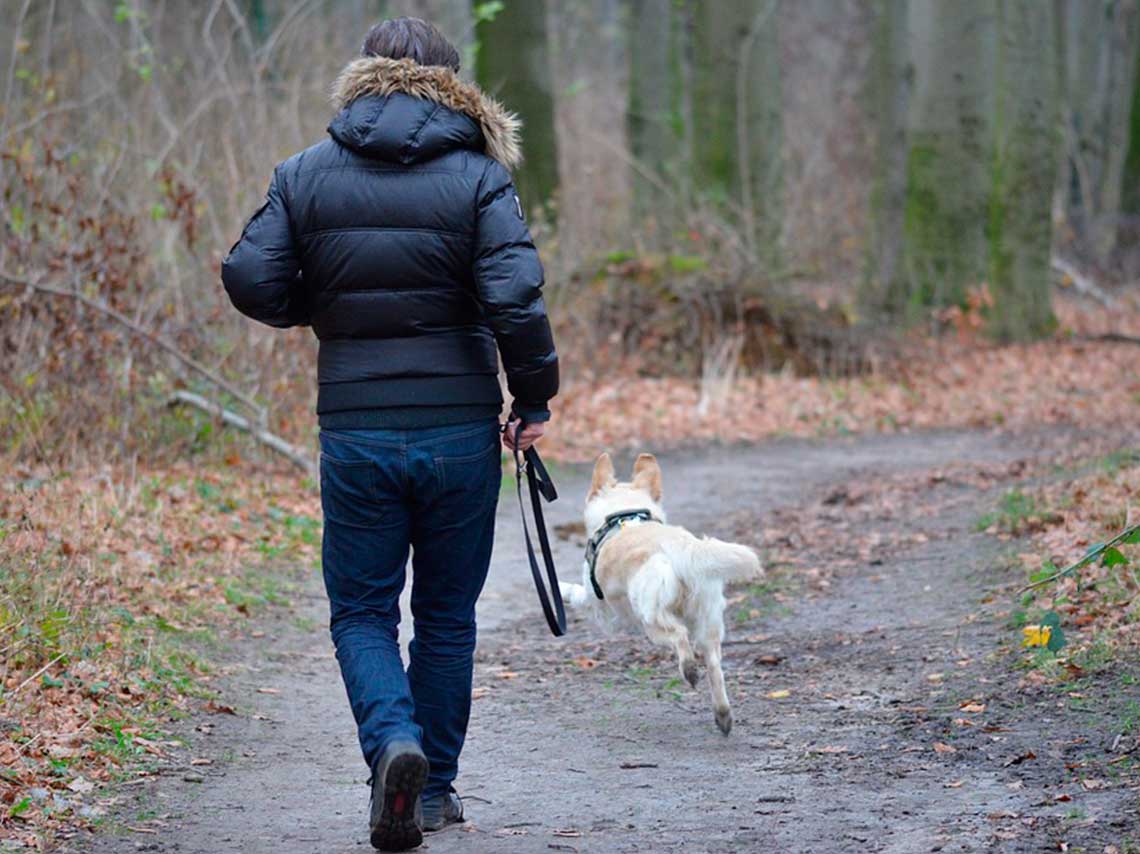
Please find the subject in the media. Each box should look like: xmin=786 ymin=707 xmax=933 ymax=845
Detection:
xmin=77 ymin=429 xmax=1139 ymax=853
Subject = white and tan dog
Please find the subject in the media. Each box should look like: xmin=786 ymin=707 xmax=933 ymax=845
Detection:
xmin=560 ymin=453 xmax=762 ymax=734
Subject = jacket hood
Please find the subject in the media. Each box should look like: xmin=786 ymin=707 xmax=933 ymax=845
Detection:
xmin=329 ymin=55 xmax=522 ymax=170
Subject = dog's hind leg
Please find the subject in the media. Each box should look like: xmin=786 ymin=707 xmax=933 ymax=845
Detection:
xmin=630 ymin=557 xmax=699 ymax=688
xmin=703 ymin=643 xmax=732 ymax=735
xmin=697 ymin=622 xmax=732 ymax=735
xmin=645 ymin=619 xmax=698 ymax=688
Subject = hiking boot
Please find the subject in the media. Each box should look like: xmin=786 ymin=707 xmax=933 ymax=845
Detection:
xmin=369 ymin=740 xmax=429 ymax=851
xmin=421 ymin=788 xmax=464 ymax=832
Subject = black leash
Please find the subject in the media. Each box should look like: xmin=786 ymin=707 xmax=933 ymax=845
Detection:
xmin=507 ymin=420 xmax=566 ymax=637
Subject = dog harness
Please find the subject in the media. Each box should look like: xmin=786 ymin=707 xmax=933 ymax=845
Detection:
xmin=584 ymin=509 xmax=661 ymax=600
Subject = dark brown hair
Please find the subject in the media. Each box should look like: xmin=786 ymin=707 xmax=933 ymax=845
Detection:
xmin=361 ymin=17 xmax=461 ymax=72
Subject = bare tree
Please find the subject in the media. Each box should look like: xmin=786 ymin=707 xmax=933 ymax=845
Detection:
xmin=987 ymin=0 xmax=1060 ymax=340
xmin=546 ymin=0 xmax=631 ymax=263
xmin=476 ymin=0 xmax=558 ymax=210
xmin=690 ymin=0 xmax=783 ymax=266
xmin=862 ymin=0 xmax=911 ymax=316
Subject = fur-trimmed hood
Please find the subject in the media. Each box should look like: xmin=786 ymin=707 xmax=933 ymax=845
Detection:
xmin=329 ymin=55 xmax=522 ymax=170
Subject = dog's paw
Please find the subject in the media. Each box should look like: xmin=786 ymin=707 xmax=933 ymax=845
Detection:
xmin=714 ymin=707 xmax=732 ymax=736
xmin=682 ymin=659 xmax=700 ymax=689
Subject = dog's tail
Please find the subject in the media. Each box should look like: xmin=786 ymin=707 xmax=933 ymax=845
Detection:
xmin=691 ymin=537 xmax=763 ymax=583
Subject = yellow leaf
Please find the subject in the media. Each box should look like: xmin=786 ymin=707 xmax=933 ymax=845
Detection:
xmin=1021 ymin=625 xmax=1051 ymax=648
xmin=767 ymin=689 xmax=790 ymax=699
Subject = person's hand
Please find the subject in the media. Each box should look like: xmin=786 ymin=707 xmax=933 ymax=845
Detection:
xmin=503 ymin=418 xmax=546 ymax=453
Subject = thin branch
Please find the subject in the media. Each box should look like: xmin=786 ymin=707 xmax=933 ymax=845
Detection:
xmin=2 ymin=86 xmax=116 ymax=143
xmin=1075 ymin=332 xmax=1140 ymax=346
xmin=4 ymin=653 xmax=66 ymax=704
xmin=168 ymin=390 xmax=315 ymax=475
xmin=0 ymin=269 xmax=266 ymax=420
xmin=1051 ymin=254 xmax=1117 ymax=308
xmin=1018 ymin=522 xmax=1140 ymax=594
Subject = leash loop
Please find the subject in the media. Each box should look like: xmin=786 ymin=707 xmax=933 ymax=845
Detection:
xmin=509 ymin=419 xmax=566 ymax=637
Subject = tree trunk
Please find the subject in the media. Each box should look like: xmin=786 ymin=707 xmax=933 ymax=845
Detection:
xmin=690 ymin=0 xmax=783 ymax=266
xmin=475 ymin=0 xmax=558 ymax=212
xmin=986 ymin=0 xmax=1060 ymax=340
xmin=546 ymin=0 xmax=630 ymax=264
xmin=1058 ymin=0 xmax=1140 ymax=263
xmin=901 ymin=0 xmax=995 ymax=313
xmin=861 ymin=0 xmax=911 ymax=316
xmin=627 ymin=0 xmax=690 ymax=245
xmin=1122 ymin=24 xmax=1140 ymax=218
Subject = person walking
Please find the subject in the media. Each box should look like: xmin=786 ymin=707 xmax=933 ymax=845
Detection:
xmin=221 ymin=17 xmax=558 ymax=851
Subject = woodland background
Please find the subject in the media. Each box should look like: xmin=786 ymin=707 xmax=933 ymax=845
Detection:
xmin=2 ymin=0 xmax=1140 ymax=467
xmin=3 ymin=1 xmax=1140 ymax=848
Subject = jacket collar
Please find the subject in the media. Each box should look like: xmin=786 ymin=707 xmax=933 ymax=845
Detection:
xmin=329 ymin=55 xmax=522 ymax=170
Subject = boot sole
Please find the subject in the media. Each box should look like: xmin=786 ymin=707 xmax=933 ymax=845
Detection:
xmin=370 ymin=752 xmax=429 ymax=851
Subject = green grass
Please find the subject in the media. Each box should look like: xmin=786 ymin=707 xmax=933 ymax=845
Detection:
xmin=976 ymin=489 xmax=1037 ymax=532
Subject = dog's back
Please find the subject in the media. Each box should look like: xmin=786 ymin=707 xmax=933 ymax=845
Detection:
xmin=564 ymin=452 xmax=762 ymax=734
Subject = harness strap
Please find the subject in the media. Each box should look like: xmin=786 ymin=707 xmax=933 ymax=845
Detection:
xmin=584 ymin=509 xmax=660 ymax=601
xmin=510 ymin=420 xmax=566 ymax=637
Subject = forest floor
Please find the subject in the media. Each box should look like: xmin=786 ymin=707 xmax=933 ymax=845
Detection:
xmin=55 ymin=424 xmax=1140 ymax=854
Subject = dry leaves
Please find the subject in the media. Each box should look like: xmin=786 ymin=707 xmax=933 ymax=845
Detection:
xmin=0 ymin=462 xmax=321 ymax=841
xmin=542 ymin=302 xmax=1140 ymax=465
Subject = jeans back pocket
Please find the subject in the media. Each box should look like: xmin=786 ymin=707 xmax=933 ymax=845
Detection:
xmin=434 ymin=441 xmax=502 ymax=525
xmin=320 ymin=453 xmax=385 ymax=528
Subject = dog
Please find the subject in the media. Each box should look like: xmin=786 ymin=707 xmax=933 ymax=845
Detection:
xmin=560 ymin=452 xmax=763 ymax=734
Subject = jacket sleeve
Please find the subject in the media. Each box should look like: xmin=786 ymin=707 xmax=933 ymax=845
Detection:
xmin=221 ymin=166 xmax=307 ymax=328
xmin=472 ymin=161 xmax=559 ymax=422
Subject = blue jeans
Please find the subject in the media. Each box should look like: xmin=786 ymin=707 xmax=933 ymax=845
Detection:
xmin=319 ymin=420 xmax=501 ymax=799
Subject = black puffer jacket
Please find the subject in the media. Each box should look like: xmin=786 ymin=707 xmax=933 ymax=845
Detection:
xmin=222 ymin=56 xmax=558 ymax=428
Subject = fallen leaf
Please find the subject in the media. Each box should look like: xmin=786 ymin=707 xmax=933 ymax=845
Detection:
xmin=1022 ymin=625 xmax=1051 ymax=648
xmin=933 ymin=742 xmax=957 ymax=754
xmin=959 ymin=701 xmax=986 ymax=713
xmin=755 ymin=654 xmax=783 ymax=666
xmin=256 ymin=687 xmax=280 ymax=695
xmin=205 ymin=701 xmax=236 ymax=715
xmin=572 ymin=657 xmax=599 ymax=670
xmin=190 ymin=758 xmax=212 ymax=766
xmin=943 ymin=780 xmax=964 ymax=788
xmin=767 ymin=689 xmax=791 ymax=699
xmin=1004 ymin=751 xmax=1036 ymax=767
xmin=1081 ymin=778 xmax=1108 ymax=790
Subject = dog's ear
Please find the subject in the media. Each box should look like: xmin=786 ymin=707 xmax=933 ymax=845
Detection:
xmin=632 ymin=453 xmax=662 ymax=502
xmin=589 ymin=452 xmax=616 ymax=498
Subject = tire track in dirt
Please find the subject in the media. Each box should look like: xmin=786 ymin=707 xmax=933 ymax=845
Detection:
xmin=76 ymin=428 xmax=1139 ymax=853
